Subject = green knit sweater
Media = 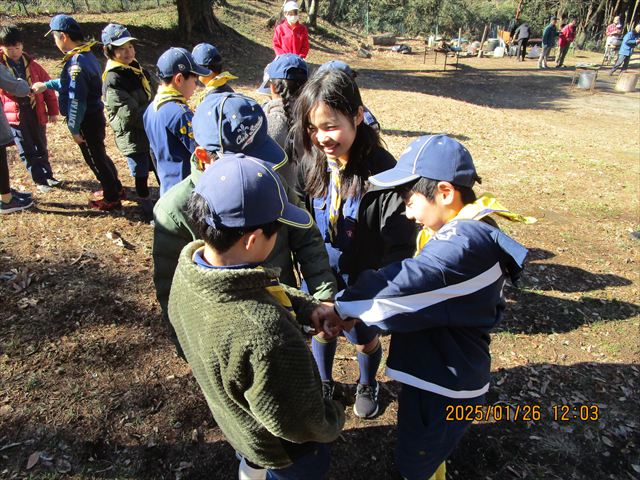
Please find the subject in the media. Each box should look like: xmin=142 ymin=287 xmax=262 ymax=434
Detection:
xmin=168 ymin=241 xmax=345 ymax=469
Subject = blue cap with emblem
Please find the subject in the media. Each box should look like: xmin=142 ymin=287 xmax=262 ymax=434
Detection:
xmin=257 ymin=53 xmax=308 ymax=94
xmin=317 ymin=60 xmax=357 ymax=79
xmin=101 ymin=23 xmax=137 ymax=47
xmin=369 ymin=134 xmax=481 ymax=188
xmin=156 ymin=47 xmax=211 ymax=79
xmin=194 ymin=153 xmax=312 ymax=229
xmin=192 ymin=43 xmax=222 ymax=69
xmin=192 ymin=92 xmax=286 ymax=169
xmin=45 ymin=14 xmax=82 ymax=37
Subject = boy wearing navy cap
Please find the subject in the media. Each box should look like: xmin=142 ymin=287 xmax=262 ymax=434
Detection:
xmin=316 ymin=60 xmax=380 ymax=132
xmin=169 ymin=154 xmax=344 ymax=479
xmin=143 ymin=47 xmax=209 ymax=196
xmin=153 ymin=92 xmax=336 ymax=355
xmin=101 ymin=23 xmax=157 ymax=220
xmin=33 ymin=14 xmax=124 ymax=210
xmin=331 ymin=135 xmax=530 ymax=480
xmin=191 ymin=43 xmax=236 ymax=101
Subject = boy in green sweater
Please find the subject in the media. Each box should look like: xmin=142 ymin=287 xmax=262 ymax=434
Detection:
xmin=168 ymin=154 xmax=345 ymax=479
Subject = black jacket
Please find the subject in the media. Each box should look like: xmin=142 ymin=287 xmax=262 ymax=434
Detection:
xmin=296 ymin=146 xmax=418 ymax=287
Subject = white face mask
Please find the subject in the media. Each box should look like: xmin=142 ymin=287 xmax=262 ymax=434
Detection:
xmin=286 ymin=14 xmax=299 ymax=25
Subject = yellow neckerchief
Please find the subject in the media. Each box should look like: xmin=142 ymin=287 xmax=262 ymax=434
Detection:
xmin=61 ymin=41 xmax=98 ymax=65
xmin=1 ymin=53 xmax=35 ymax=108
xmin=327 ymin=158 xmax=345 ymax=241
xmin=205 ymin=71 xmax=238 ymax=90
xmin=102 ymin=58 xmax=152 ymax=100
xmin=153 ymin=84 xmax=187 ymax=111
xmin=415 ymin=193 xmax=537 ymax=254
xmin=192 ymin=247 xmax=295 ymax=318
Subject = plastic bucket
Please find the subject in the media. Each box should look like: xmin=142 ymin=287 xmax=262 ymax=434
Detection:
xmin=485 ymin=39 xmax=500 ymax=52
xmin=577 ymin=71 xmax=596 ymax=90
xmin=494 ymin=46 xmax=505 ymax=57
xmin=615 ymin=72 xmax=639 ymax=92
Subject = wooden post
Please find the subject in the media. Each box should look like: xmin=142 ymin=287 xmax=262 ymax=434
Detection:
xmin=478 ymin=24 xmax=488 ymax=58
xmin=458 ymin=27 xmax=462 ymax=47
xmin=630 ymin=0 xmax=639 ymax=29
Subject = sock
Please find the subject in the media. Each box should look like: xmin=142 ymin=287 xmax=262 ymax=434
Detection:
xmin=312 ymin=336 xmax=337 ymax=382
xmin=135 ymin=176 xmax=150 ymax=198
xmin=357 ymin=342 xmax=382 ymax=387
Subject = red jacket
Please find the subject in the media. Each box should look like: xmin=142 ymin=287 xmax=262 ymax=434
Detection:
xmin=0 ymin=52 xmax=59 ymax=126
xmin=558 ymin=24 xmax=577 ymax=48
xmin=273 ymin=20 xmax=310 ymax=58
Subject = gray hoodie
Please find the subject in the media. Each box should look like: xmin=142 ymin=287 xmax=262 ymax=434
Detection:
xmin=0 ymin=64 xmax=30 ymax=146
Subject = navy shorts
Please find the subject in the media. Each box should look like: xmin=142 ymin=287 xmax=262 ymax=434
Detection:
xmin=396 ymin=384 xmax=484 ymax=480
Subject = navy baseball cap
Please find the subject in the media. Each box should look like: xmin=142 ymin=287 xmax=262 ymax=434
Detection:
xmin=192 ymin=43 xmax=222 ymax=68
xmin=156 ymin=47 xmax=210 ymax=78
xmin=194 ymin=154 xmax=313 ymax=229
xmin=317 ymin=60 xmax=357 ymax=79
xmin=369 ymin=135 xmax=480 ymax=188
xmin=193 ymin=93 xmax=287 ymax=169
xmin=257 ymin=54 xmax=308 ymax=94
xmin=101 ymin=23 xmax=136 ymax=47
xmin=45 ymin=14 xmax=82 ymax=37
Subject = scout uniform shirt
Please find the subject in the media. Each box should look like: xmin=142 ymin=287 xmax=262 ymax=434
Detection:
xmin=143 ymin=85 xmax=195 ymax=196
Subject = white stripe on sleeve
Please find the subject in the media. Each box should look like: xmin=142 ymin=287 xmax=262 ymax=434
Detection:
xmin=386 ymin=367 xmax=489 ymax=398
xmin=336 ymin=262 xmax=503 ymax=324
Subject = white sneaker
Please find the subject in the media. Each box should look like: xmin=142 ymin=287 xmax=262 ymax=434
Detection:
xmin=238 ymin=456 xmax=267 ymax=480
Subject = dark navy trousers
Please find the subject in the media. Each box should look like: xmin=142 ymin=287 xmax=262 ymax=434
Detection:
xmin=78 ymin=110 xmax=122 ymax=202
xmin=11 ymin=104 xmax=53 ymax=186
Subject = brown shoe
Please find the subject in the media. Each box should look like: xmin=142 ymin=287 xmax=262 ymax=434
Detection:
xmin=89 ymin=198 xmax=122 ymax=211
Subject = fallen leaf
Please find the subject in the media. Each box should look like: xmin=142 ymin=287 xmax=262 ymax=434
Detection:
xmin=27 ymin=451 xmax=40 ymax=469
xmin=601 ymin=436 xmax=614 ymax=447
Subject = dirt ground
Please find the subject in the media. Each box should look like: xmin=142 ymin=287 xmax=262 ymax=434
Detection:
xmin=1 ymin=2 xmax=639 ymax=479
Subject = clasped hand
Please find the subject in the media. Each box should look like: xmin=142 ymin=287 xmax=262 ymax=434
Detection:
xmin=310 ymin=302 xmax=356 ymax=338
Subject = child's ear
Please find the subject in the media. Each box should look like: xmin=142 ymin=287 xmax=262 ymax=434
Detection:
xmin=174 ymin=72 xmax=184 ymax=86
xmin=243 ymin=230 xmax=262 ymax=251
xmin=354 ymin=105 xmax=364 ymax=127
xmin=437 ymin=181 xmax=457 ymax=205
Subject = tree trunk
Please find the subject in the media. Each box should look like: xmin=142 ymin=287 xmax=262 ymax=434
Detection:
xmin=325 ymin=0 xmax=338 ymax=23
xmin=176 ymin=0 xmax=220 ymax=40
xmin=308 ymin=0 xmax=319 ymax=28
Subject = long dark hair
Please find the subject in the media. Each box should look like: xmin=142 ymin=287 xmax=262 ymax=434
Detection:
xmin=293 ymin=69 xmax=382 ymax=199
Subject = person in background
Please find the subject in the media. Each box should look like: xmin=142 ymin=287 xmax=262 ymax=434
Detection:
xmin=512 ymin=22 xmax=530 ymax=61
xmin=316 ymin=60 xmax=380 ymax=132
xmin=0 ymin=63 xmax=32 ymax=214
xmin=0 ymin=24 xmax=61 ymax=194
xmin=191 ymin=42 xmax=237 ymax=104
xmin=257 ymin=53 xmax=308 ymax=186
xmin=143 ymin=47 xmax=209 ymax=196
xmin=538 ymin=16 xmax=558 ymax=69
xmin=273 ymin=1 xmax=309 ymax=59
xmin=33 ymin=14 xmax=124 ymax=210
xmin=101 ymin=23 xmax=157 ymax=221
xmin=610 ymin=24 xmax=640 ymax=75
xmin=556 ymin=18 xmax=577 ymax=68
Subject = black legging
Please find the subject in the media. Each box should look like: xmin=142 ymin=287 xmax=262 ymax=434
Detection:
xmin=518 ymin=38 xmax=529 ymax=61
xmin=0 ymin=146 xmax=10 ymax=195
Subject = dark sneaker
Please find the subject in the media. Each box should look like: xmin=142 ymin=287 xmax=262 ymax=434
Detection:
xmin=92 ymin=188 xmax=126 ymax=200
xmin=89 ymin=198 xmax=122 ymax=211
xmin=10 ymin=188 xmax=32 ymax=199
xmin=322 ymin=380 xmax=335 ymax=400
xmin=47 ymin=178 xmax=63 ymax=188
xmin=353 ymin=382 xmax=380 ymax=418
xmin=0 ymin=195 xmax=33 ymax=214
